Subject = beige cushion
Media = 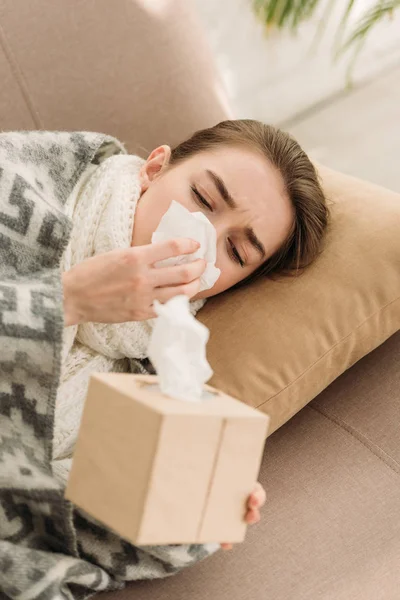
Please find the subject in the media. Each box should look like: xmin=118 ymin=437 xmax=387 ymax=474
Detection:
xmin=198 ymin=164 xmax=400 ymax=435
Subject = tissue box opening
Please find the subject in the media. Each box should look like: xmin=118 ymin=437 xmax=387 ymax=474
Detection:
xmin=140 ymin=381 xmax=218 ymax=402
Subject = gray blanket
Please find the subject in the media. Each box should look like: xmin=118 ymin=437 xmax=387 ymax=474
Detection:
xmin=0 ymin=131 xmax=219 ymax=600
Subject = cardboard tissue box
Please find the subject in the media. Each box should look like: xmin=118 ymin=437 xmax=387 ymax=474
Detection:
xmin=65 ymin=373 xmax=269 ymax=546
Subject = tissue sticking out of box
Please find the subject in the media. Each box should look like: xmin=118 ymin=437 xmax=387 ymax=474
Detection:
xmin=147 ymin=295 xmax=213 ymax=402
xmin=151 ymin=200 xmax=221 ymax=292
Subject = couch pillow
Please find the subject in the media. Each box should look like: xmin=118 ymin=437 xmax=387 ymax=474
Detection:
xmin=197 ymin=164 xmax=400 ymax=436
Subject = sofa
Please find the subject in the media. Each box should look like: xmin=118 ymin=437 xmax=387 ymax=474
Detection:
xmin=0 ymin=1 xmax=399 ymax=598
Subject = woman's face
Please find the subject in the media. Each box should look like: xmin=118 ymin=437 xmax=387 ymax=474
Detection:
xmin=131 ymin=144 xmax=295 ymax=299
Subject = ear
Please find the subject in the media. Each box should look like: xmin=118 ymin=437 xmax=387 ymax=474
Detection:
xmin=139 ymin=145 xmax=171 ymax=192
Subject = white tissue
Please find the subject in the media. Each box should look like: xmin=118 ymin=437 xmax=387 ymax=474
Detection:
xmin=151 ymin=200 xmax=221 ymax=292
xmin=147 ymin=295 xmax=213 ymax=402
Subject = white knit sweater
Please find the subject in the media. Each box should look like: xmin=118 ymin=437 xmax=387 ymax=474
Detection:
xmin=52 ymin=152 xmax=206 ymax=485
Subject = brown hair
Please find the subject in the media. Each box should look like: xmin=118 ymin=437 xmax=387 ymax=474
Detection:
xmin=169 ymin=119 xmax=331 ymax=290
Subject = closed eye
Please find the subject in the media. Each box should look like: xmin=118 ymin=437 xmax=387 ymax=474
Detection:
xmin=190 ymin=184 xmax=213 ymax=211
xmin=227 ymin=238 xmax=245 ymax=267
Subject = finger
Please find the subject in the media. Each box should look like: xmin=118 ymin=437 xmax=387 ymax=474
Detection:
xmin=153 ymin=277 xmax=201 ymax=304
xmin=248 ymin=483 xmax=266 ymax=508
xmin=145 ymin=306 xmax=158 ymax=320
xmin=245 ymin=508 xmax=260 ymax=524
xmin=129 ymin=306 xmax=158 ymax=321
xmin=221 ymin=543 xmax=233 ymax=551
xmin=144 ymin=238 xmax=200 ymax=265
xmin=151 ymin=259 xmax=206 ymax=288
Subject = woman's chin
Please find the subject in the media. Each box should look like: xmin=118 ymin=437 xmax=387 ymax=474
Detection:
xmin=192 ymin=283 xmax=221 ymax=301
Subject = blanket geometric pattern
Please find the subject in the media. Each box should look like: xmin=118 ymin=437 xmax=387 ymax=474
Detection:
xmin=0 ymin=131 xmax=219 ymax=600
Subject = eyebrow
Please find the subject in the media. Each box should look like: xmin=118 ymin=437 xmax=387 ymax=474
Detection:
xmin=205 ymin=169 xmax=266 ymax=259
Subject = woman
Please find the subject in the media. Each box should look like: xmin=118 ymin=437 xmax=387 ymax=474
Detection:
xmin=55 ymin=119 xmax=329 ymax=551
xmin=0 ymin=120 xmax=329 ymax=593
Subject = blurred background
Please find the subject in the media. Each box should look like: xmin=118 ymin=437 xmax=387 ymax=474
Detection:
xmin=193 ymin=0 xmax=400 ymax=192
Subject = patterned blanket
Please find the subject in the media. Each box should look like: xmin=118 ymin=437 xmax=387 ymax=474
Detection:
xmin=0 ymin=131 xmax=219 ymax=600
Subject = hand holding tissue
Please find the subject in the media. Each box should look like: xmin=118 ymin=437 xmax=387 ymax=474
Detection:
xmin=65 ymin=207 xmax=269 ymax=545
xmin=151 ymin=200 xmax=221 ymax=292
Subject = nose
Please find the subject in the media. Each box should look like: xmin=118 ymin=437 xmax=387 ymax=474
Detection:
xmin=211 ymin=212 xmax=243 ymax=244
xmin=212 ymin=219 xmax=227 ymax=251
xmin=210 ymin=216 xmax=237 ymax=264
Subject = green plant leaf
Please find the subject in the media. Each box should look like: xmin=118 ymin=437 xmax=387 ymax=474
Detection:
xmin=336 ymin=0 xmax=400 ymax=58
xmin=292 ymin=0 xmax=319 ymax=28
xmin=266 ymin=0 xmax=283 ymax=26
xmin=252 ymin=0 xmax=400 ymax=71
xmin=253 ymin=0 xmax=324 ymax=30
xmin=333 ymin=0 xmax=356 ymax=52
xmin=309 ymin=0 xmax=336 ymax=54
xmin=279 ymin=0 xmax=297 ymax=27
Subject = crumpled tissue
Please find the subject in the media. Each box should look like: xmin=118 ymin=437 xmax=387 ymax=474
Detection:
xmin=147 ymin=294 xmax=213 ymax=402
xmin=151 ymin=200 xmax=221 ymax=292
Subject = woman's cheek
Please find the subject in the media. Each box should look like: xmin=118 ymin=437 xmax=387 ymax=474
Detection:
xmin=201 ymin=262 xmax=236 ymax=298
xmin=213 ymin=256 xmax=232 ymax=291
